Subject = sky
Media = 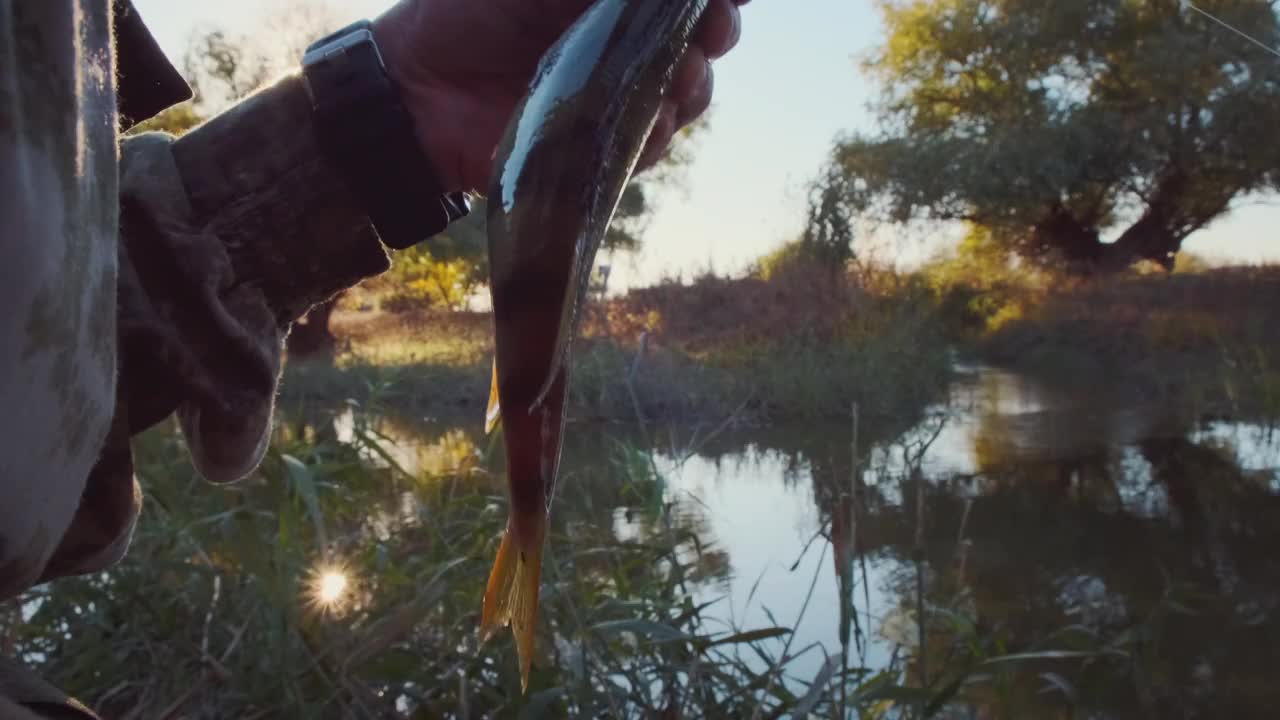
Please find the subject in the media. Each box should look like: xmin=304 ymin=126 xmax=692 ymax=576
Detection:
xmin=133 ymin=0 xmax=1279 ymax=289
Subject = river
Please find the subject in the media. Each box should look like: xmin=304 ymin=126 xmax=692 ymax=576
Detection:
xmin=322 ymin=363 xmax=1280 ymax=716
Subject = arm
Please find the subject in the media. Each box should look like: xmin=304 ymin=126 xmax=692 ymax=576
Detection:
xmin=118 ymin=74 xmax=394 ymax=482
xmin=37 ymin=73 xmax=396 ymax=587
xmin=32 ymin=0 xmax=745 ymax=590
xmin=106 ymin=0 xmax=746 ymax=486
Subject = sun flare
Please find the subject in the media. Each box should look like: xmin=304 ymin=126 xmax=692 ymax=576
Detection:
xmin=306 ymin=563 xmax=354 ymax=613
xmin=318 ymin=571 xmax=347 ymax=603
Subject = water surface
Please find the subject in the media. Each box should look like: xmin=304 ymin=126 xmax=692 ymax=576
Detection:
xmin=348 ymin=364 xmax=1280 ymax=716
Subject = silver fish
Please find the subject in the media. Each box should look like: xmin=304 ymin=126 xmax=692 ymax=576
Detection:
xmin=479 ymin=0 xmax=710 ymax=691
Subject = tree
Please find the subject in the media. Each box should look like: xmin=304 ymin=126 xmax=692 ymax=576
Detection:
xmin=833 ymin=0 xmax=1280 ymax=272
xmin=800 ymin=163 xmax=858 ymax=272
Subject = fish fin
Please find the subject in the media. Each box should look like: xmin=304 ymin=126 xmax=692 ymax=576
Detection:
xmin=479 ymin=515 xmax=546 ymax=692
xmin=485 ymin=360 xmax=501 ymax=434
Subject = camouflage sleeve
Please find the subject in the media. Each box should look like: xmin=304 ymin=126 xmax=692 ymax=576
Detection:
xmin=118 ymin=72 xmax=393 ymax=482
xmin=0 ymin=0 xmax=122 ymax=602
xmin=2 ymin=35 xmax=391 ymax=607
xmin=43 ymin=72 xmax=394 ymax=583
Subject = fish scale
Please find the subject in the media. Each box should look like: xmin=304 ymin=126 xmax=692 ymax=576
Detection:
xmin=479 ymin=0 xmax=710 ymax=692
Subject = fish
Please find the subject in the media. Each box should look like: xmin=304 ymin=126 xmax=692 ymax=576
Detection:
xmin=479 ymin=0 xmax=711 ymax=691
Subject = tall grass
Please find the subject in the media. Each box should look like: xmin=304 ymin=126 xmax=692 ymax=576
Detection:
xmin=2 ymin=407 xmax=933 ymax=718
xmin=963 ymin=266 xmax=1280 ymax=421
xmin=6 ymin=395 xmax=1252 ymax=716
xmin=290 ymin=265 xmax=955 ymax=428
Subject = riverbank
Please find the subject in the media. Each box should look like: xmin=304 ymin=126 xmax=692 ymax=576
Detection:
xmin=20 ymin=363 xmax=1279 ymax=717
xmin=280 ymin=271 xmax=955 ymax=427
xmin=971 ymin=266 xmax=1280 ymax=421
xmin=282 ymin=264 xmax=1280 ymax=430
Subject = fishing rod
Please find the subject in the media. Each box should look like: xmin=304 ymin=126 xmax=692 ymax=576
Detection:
xmin=1185 ymin=1 xmax=1280 ymax=59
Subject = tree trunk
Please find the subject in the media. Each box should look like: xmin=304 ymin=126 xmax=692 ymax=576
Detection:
xmin=1031 ymin=203 xmax=1184 ymax=274
xmin=1031 ymin=206 xmax=1104 ymax=266
xmin=285 ymin=295 xmax=340 ymax=361
xmin=1101 ymin=169 xmax=1190 ymax=272
xmin=1101 ymin=212 xmax=1182 ymax=272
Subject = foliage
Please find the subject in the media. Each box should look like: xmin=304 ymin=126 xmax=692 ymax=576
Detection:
xmin=978 ymin=265 xmax=1280 ymax=417
xmin=285 ymin=259 xmax=956 ymax=426
xmin=379 ymin=249 xmax=483 ymax=313
xmin=1 ymin=409 xmax=959 ymax=719
xmin=182 ymin=29 xmax=275 ymax=114
xmin=917 ymin=224 xmax=1050 ymax=334
xmin=754 ymin=238 xmax=840 ymax=282
xmin=182 ymin=1 xmax=346 ymax=115
xmin=586 ymin=265 xmax=953 ymax=421
xmin=364 ymin=199 xmax=489 ymax=312
xmin=832 ymin=0 xmax=1280 ymax=272
xmin=13 ymin=375 xmax=1273 ymax=716
xmin=124 ymin=102 xmax=204 ymax=137
xmin=921 ymin=226 xmax=1022 ymax=291
xmin=800 ymin=163 xmax=859 ymax=271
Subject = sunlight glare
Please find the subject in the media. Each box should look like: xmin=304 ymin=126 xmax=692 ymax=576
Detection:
xmin=306 ymin=563 xmax=354 ymax=614
xmin=318 ymin=571 xmax=347 ymax=604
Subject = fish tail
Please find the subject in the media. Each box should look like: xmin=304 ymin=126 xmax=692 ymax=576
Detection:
xmin=485 ymin=360 xmax=502 ymax=434
xmin=479 ymin=512 xmax=547 ymax=691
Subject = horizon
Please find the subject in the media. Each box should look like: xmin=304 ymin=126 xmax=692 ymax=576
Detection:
xmin=132 ymin=0 xmax=1280 ymax=288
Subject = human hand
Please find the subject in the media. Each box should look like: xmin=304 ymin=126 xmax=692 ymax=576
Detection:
xmin=373 ymin=0 xmax=747 ymax=194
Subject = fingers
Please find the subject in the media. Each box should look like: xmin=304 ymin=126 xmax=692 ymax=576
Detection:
xmin=637 ymin=100 xmax=679 ymax=171
xmin=696 ymin=0 xmax=743 ymax=60
xmin=638 ymin=0 xmax=744 ymax=172
xmin=670 ymin=0 xmax=737 ymax=125
xmin=671 ymin=47 xmax=713 ymax=126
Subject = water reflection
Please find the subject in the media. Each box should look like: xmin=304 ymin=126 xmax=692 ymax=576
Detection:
xmin=310 ymin=365 xmax=1280 ymax=716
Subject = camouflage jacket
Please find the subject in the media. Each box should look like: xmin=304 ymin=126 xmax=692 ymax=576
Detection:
xmin=0 ymin=4 xmax=395 ymax=712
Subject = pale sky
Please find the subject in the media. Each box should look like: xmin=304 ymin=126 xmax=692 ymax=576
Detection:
xmin=133 ymin=0 xmax=1279 ymax=288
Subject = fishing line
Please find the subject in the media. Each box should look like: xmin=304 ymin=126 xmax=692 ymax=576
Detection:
xmin=1185 ymin=1 xmax=1280 ymax=60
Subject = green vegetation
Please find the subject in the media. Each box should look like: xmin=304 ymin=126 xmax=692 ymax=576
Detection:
xmin=828 ymin=0 xmax=1280 ymax=273
xmin=286 ymin=258 xmax=954 ymax=428
xmin=0 ymin=412 xmax=976 ymax=717
xmin=976 ymin=266 xmax=1280 ymax=420
xmin=908 ymin=226 xmax=1280 ymax=421
xmin=16 ymin=2 xmax=1280 ymax=717
xmin=308 ymin=231 xmax=1280 ymax=433
xmin=11 ymin=392 xmax=1270 ymax=717
xmin=8 ymin=413 xmax=822 ymax=718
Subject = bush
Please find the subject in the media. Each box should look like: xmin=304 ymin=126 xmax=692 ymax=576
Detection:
xmin=371 ymin=246 xmax=480 ymax=313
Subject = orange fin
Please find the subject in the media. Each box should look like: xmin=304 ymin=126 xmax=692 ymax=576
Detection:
xmin=480 ymin=515 xmax=546 ymax=692
xmin=485 ymin=360 xmax=501 ymax=435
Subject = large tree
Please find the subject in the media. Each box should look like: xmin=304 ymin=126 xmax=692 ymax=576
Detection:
xmin=835 ymin=0 xmax=1280 ymax=272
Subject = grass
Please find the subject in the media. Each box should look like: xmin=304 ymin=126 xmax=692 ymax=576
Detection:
xmin=973 ymin=266 xmax=1280 ymax=421
xmin=15 ymin=256 xmax=1279 ymax=716
xmin=309 ymin=258 xmax=1280 ymax=431
xmin=298 ymin=260 xmax=1280 ymax=433
xmin=291 ymin=267 xmax=955 ymax=428
xmin=7 ymin=400 xmax=1240 ymax=718
xmin=0 ymin=404 xmax=997 ymax=719
xmin=4 ymin=413 xmax=802 ymax=718
xmin=0 ymin=399 xmax=1141 ymax=712
xmin=8 ymin=366 xmax=1273 ymax=716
